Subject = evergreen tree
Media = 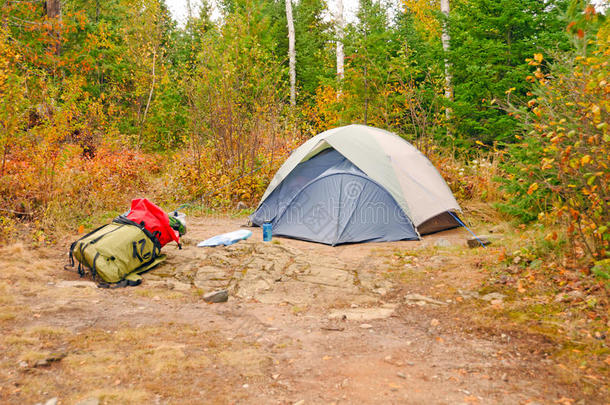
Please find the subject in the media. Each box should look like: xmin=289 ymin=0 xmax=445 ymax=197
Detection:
xmin=448 ymin=0 xmax=571 ymax=144
xmin=344 ymin=0 xmax=399 ymax=125
xmin=293 ymin=0 xmax=333 ymax=100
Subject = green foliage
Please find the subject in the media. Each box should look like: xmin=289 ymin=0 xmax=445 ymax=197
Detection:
xmin=448 ymin=0 xmax=571 ymax=144
xmin=342 ymin=0 xmax=399 ymax=126
xmin=592 ymin=259 xmax=610 ymax=281
xmin=499 ymin=8 xmax=609 ymax=262
xmin=293 ymin=0 xmax=333 ymax=99
xmin=496 ymin=134 xmax=555 ymax=223
xmin=181 ymin=0 xmax=289 ymax=200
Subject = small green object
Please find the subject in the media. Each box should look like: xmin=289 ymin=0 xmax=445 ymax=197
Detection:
xmin=168 ymin=212 xmax=187 ymax=236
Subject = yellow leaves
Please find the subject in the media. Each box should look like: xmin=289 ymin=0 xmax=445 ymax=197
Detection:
xmin=505 ymin=87 xmax=516 ymax=94
xmin=527 ymin=99 xmax=537 ymax=108
xmin=541 ymin=158 xmax=555 ymax=170
xmin=533 ymin=107 xmax=542 ymax=118
xmin=526 ymin=182 xmax=539 ymax=195
xmin=590 ymin=103 xmax=601 ymax=122
xmin=581 ymin=155 xmax=591 ymax=165
xmin=475 ymin=140 xmax=486 ymax=147
xmin=534 ymin=53 xmax=543 ymax=63
xmin=545 ymin=231 xmax=558 ymax=241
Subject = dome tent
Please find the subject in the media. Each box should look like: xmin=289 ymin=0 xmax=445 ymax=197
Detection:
xmin=250 ymin=125 xmax=462 ymax=245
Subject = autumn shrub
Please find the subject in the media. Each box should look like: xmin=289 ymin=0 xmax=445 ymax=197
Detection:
xmin=166 ymin=135 xmax=299 ymax=210
xmin=0 ymin=140 xmax=159 ymax=236
xmin=500 ymin=21 xmax=609 ymax=264
xmin=428 ymin=146 xmax=503 ymax=205
xmin=300 ymin=85 xmax=345 ymax=136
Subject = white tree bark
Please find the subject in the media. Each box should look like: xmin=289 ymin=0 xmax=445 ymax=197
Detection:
xmin=335 ymin=0 xmax=345 ymax=82
xmin=440 ymin=0 xmax=452 ymax=118
xmin=186 ymin=0 xmax=193 ymax=21
xmin=286 ymin=0 xmax=296 ymax=106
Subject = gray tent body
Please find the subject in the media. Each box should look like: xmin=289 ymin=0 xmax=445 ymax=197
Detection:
xmin=250 ymin=125 xmax=461 ymax=245
xmin=251 ymin=149 xmax=419 ymax=244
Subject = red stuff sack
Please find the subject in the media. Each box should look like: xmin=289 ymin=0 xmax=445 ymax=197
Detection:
xmin=125 ymin=198 xmax=180 ymax=248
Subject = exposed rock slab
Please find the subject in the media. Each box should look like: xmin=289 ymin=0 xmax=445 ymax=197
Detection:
xmin=328 ymin=304 xmax=397 ymax=321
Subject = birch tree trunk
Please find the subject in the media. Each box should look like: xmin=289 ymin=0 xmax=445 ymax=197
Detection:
xmin=440 ymin=0 xmax=452 ymax=119
xmin=186 ymin=0 xmax=193 ymax=21
xmin=335 ymin=0 xmax=345 ymax=83
xmin=286 ymin=0 xmax=296 ymax=106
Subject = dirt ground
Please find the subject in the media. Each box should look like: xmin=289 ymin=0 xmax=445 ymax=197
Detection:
xmin=0 ymin=215 xmax=606 ymax=404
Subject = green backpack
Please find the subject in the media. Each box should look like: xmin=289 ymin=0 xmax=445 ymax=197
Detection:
xmin=67 ymin=216 xmax=166 ymax=287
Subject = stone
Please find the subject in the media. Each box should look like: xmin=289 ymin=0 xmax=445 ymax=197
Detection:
xmin=56 ymin=280 xmax=97 ymax=288
xmin=397 ymin=372 xmax=407 ymax=379
xmin=430 ymin=318 xmax=440 ymax=327
xmin=328 ymin=305 xmax=396 ymax=321
xmin=404 ymin=293 xmax=446 ymax=306
xmin=373 ymin=287 xmax=388 ymax=296
xmin=320 ymin=323 xmax=345 ymax=331
xmin=236 ymin=201 xmax=248 ymax=211
xmin=193 ymin=266 xmax=231 ymax=290
xmin=44 ymin=398 xmax=58 ymax=405
xmin=169 ymin=281 xmax=192 ymax=291
xmin=458 ymin=290 xmax=480 ymax=300
xmin=554 ymin=290 xmax=584 ymax=303
xmin=203 ymin=289 xmax=229 ymax=303
xmin=76 ymin=398 xmax=100 ymax=405
xmin=33 ymin=352 xmax=66 ymax=368
xmin=359 ymin=323 xmax=373 ymax=329
xmin=467 ymin=235 xmax=492 ymax=248
xmin=35 ymin=359 xmax=49 ymax=367
xmin=481 ymin=292 xmax=506 ymax=302
xmin=566 ymin=290 xmax=584 ymax=300
xmin=435 ymin=238 xmax=451 ymax=247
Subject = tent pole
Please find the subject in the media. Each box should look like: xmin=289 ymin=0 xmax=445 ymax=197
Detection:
xmin=447 ymin=211 xmax=487 ymax=248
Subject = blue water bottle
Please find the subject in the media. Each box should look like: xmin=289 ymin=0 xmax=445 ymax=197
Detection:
xmin=263 ymin=221 xmax=272 ymax=242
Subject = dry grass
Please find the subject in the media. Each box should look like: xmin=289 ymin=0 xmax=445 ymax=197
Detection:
xmin=0 ymin=242 xmax=240 ymax=404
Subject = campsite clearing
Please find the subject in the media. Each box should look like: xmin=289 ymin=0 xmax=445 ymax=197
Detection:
xmin=0 ymin=215 xmax=606 ymax=404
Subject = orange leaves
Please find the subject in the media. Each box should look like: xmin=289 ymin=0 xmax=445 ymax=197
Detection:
xmin=527 ymin=54 xmax=543 ymax=67
xmin=584 ymin=4 xmax=597 ymax=17
xmin=526 ymin=182 xmax=539 ymax=195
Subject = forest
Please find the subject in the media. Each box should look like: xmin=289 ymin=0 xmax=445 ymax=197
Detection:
xmin=0 ymin=0 xmax=608 ymax=401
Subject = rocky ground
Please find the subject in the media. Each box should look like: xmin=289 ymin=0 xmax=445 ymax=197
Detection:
xmin=0 ymin=215 xmax=606 ymax=404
